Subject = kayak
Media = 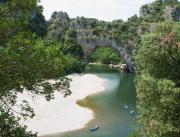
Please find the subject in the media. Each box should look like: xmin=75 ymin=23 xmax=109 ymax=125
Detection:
xmin=89 ymin=125 xmax=99 ymax=132
xmin=130 ymin=110 xmax=134 ymax=115
xmin=124 ymin=105 xmax=129 ymax=110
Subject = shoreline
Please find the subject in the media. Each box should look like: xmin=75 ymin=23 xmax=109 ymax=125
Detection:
xmin=18 ymin=74 xmax=107 ymax=136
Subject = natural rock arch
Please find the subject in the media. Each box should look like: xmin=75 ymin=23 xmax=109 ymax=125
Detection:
xmin=77 ymin=37 xmax=135 ymax=72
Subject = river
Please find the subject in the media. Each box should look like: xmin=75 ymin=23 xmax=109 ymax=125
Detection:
xmin=46 ymin=64 xmax=136 ymax=137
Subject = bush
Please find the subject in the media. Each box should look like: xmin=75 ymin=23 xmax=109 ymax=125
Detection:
xmin=90 ymin=47 xmax=123 ymax=64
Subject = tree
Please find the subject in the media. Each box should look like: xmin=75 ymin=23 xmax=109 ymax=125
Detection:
xmin=163 ymin=0 xmax=179 ymax=5
xmin=0 ymin=0 xmax=41 ymax=44
xmin=135 ymin=74 xmax=180 ymax=137
xmin=0 ymin=1 xmax=74 ymax=136
xmin=63 ymin=29 xmax=84 ymax=59
xmin=90 ymin=47 xmax=123 ymax=64
xmin=0 ymin=31 xmax=73 ymax=137
xmin=134 ymin=22 xmax=180 ymax=137
xmin=28 ymin=6 xmax=47 ymax=37
xmin=0 ymin=109 xmax=36 ymax=137
xmin=135 ymin=22 xmax=180 ymax=84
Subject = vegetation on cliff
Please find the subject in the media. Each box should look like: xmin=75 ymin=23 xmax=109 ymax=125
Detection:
xmin=45 ymin=0 xmax=180 ymax=65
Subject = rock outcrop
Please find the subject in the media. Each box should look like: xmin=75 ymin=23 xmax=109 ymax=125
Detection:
xmin=0 ymin=0 xmax=4 ymax=4
xmin=77 ymin=36 xmax=135 ymax=72
xmin=47 ymin=13 xmax=135 ymax=72
xmin=47 ymin=11 xmax=70 ymax=41
xmin=47 ymin=0 xmax=180 ymax=73
xmin=68 ymin=17 xmax=135 ymax=72
xmin=139 ymin=2 xmax=180 ymax=22
xmin=163 ymin=5 xmax=180 ymax=21
xmin=139 ymin=4 xmax=150 ymax=17
xmin=109 ymin=64 xmax=129 ymax=72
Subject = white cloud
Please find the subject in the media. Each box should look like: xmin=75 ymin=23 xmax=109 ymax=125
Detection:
xmin=40 ymin=0 xmax=155 ymax=21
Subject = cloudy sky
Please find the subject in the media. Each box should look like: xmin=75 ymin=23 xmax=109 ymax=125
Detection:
xmin=40 ymin=0 xmax=155 ymax=21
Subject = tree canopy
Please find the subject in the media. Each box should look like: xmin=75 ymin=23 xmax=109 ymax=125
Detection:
xmin=0 ymin=0 xmax=83 ymax=136
xmin=90 ymin=47 xmax=123 ymax=64
xmin=133 ymin=22 xmax=180 ymax=137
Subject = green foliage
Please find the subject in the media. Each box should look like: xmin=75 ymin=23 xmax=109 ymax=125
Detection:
xmin=111 ymin=19 xmax=127 ymax=42
xmin=64 ymin=29 xmax=84 ymax=59
xmin=28 ymin=6 xmax=47 ymax=37
xmin=0 ymin=0 xmax=38 ymax=45
xmin=64 ymin=56 xmax=85 ymax=73
xmin=135 ymin=22 xmax=180 ymax=84
xmin=163 ymin=0 xmax=179 ymax=5
xmin=125 ymin=15 xmax=142 ymax=45
xmin=47 ymin=11 xmax=69 ymax=42
xmin=70 ymin=17 xmax=98 ymax=29
xmin=140 ymin=0 xmax=180 ymax=22
xmin=90 ymin=47 xmax=122 ymax=64
xmin=0 ymin=109 xmax=36 ymax=137
xmin=134 ymin=22 xmax=180 ymax=137
xmin=0 ymin=0 xmax=83 ymax=136
xmin=0 ymin=0 xmax=40 ymax=132
xmin=0 ymin=31 xmax=73 ymax=113
xmin=135 ymin=74 xmax=180 ymax=137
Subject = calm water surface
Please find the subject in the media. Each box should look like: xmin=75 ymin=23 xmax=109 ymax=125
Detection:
xmin=46 ymin=65 xmax=136 ymax=137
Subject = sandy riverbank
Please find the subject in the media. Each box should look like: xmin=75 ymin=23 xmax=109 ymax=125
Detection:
xmin=18 ymin=74 xmax=107 ymax=136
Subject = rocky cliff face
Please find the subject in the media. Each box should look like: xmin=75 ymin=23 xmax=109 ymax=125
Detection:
xmin=77 ymin=37 xmax=135 ymax=72
xmin=163 ymin=5 xmax=180 ymax=21
xmin=70 ymin=17 xmax=99 ymax=30
xmin=47 ymin=11 xmax=69 ymax=41
xmin=139 ymin=4 xmax=150 ymax=17
xmin=0 ymin=0 xmax=4 ymax=4
xmin=47 ymin=0 xmax=180 ymax=72
xmin=47 ymin=12 xmax=135 ymax=71
xmin=68 ymin=17 xmax=135 ymax=71
xmin=139 ymin=2 xmax=180 ymax=22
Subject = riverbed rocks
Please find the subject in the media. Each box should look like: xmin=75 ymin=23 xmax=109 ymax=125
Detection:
xmin=109 ymin=63 xmax=129 ymax=72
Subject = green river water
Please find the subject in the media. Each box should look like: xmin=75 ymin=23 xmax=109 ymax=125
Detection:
xmin=47 ymin=64 xmax=137 ymax=137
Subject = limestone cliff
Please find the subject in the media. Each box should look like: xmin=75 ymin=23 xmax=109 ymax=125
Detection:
xmin=47 ymin=11 xmax=70 ymax=41
xmin=47 ymin=1 xmax=180 ymax=72
xmin=77 ymin=37 xmax=135 ymax=72
xmin=69 ymin=17 xmax=135 ymax=71
xmin=139 ymin=1 xmax=180 ymax=22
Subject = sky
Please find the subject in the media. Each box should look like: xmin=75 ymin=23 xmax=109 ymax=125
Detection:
xmin=40 ymin=0 xmax=155 ymax=21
